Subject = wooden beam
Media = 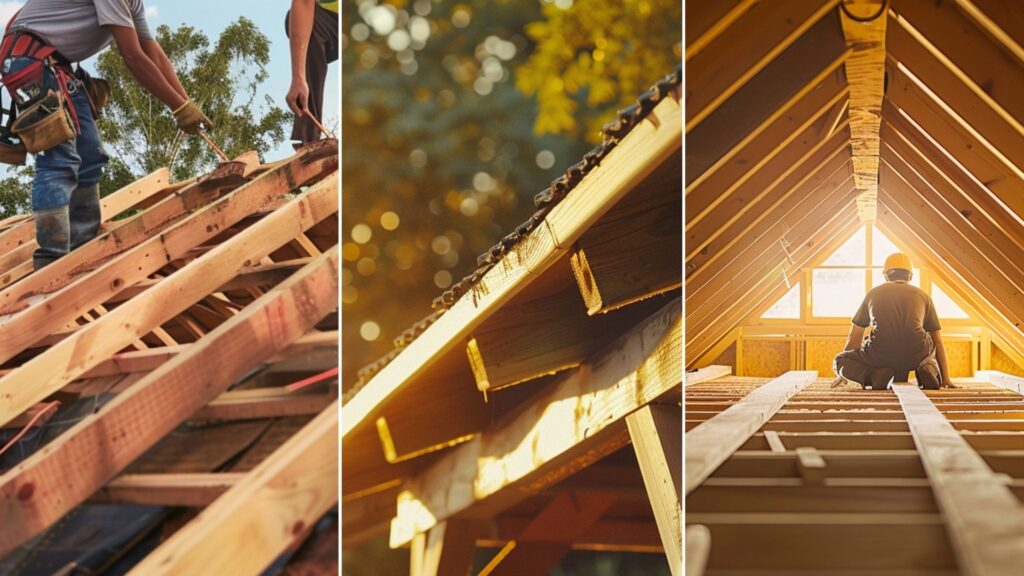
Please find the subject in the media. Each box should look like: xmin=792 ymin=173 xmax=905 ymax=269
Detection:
xmin=686 ymin=15 xmax=848 ymax=186
xmin=626 ymin=404 xmax=682 ymax=576
xmin=839 ymin=0 xmax=888 ymax=221
xmin=0 ymin=249 xmax=339 ymax=556
xmin=466 ymin=280 xmax=668 ymax=393
xmin=412 ymin=520 xmax=482 ymax=576
xmin=684 ymin=525 xmax=711 ymax=576
xmin=569 ymin=152 xmax=681 ymax=315
xmin=977 ymin=371 xmax=1024 ymax=395
xmin=893 ymin=382 xmax=1024 ymax=575
xmin=688 ymin=51 xmax=848 ymax=193
xmin=890 ymin=0 xmax=1024 ymax=140
xmin=686 ymin=0 xmax=841 ymax=131
xmin=128 ymin=401 xmax=338 ymax=575
xmin=390 ymin=298 xmax=681 ymax=547
xmin=343 ymin=91 xmax=681 ymax=439
xmin=685 ymin=372 xmax=817 ymax=494
xmin=0 ymin=174 xmax=338 ymax=428
xmin=190 ymin=388 xmax=336 ymax=422
xmin=693 ymin=512 xmax=955 ymax=570
xmin=886 ymin=17 xmax=1024 ymax=175
xmin=92 ymin=473 xmax=243 ymax=507
xmin=685 ymin=366 xmax=732 ymax=387
xmin=0 ymin=150 xmax=334 ymax=366
xmin=685 ymin=0 xmax=757 ymax=61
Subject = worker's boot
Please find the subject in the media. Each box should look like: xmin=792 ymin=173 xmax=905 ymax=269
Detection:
xmin=68 ymin=182 xmax=101 ymax=249
xmin=916 ymin=357 xmax=942 ymax=390
xmin=867 ymin=367 xmax=895 ymax=390
xmin=32 ymin=205 xmax=70 ymax=270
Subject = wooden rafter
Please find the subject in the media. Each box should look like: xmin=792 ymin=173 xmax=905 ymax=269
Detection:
xmin=840 ymin=0 xmax=888 ymax=222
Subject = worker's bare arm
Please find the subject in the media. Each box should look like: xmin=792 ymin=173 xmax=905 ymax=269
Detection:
xmin=286 ymin=0 xmax=316 ymax=115
xmin=930 ymin=330 xmax=956 ymax=388
xmin=107 ymin=25 xmax=187 ymax=110
xmin=843 ymin=323 xmax=866 ymax=351
xmin=140 ymin=39 xmax=188 ymax=101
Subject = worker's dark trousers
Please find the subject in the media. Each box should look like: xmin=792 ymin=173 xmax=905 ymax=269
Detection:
xmin=834 ymin=349 xmax=941 ymax=390
xmin=285 ymin=5 xmax=338 ymax=145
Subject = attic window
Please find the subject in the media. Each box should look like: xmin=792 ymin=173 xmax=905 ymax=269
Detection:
xmin=932 ymin=283 xmax=970 ymax=319
xmin=761 ymin=283 xmax=800 ymax=319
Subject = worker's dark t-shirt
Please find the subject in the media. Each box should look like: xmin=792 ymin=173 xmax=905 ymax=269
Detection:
xmin=852 ymin=281 xmax=941 ymax=370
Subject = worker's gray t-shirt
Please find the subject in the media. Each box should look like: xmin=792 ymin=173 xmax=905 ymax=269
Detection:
xmin=852 ymin=280 xmax=941 ymax=370
xmin=10 ymin=0 xmax=153 ymax=62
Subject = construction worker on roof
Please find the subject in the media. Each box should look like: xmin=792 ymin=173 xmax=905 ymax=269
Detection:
xmin=0 ymin=0 xmax=212 ymax=270
xmin=833 ymin=252 xmax=955 ymax=390
xmin=285 ymin=0 xmax=338 ymax=146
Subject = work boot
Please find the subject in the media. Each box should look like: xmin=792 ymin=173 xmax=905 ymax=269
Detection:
xmin=867 ymin=367 xmax=895 ymax=390
xmin=916 ymin=357 xmax=942 ymax=390
xmin=68 ymin=182 xmax=101 ymax=249
xmin=32 ymin=205 xmax=70 ymax=270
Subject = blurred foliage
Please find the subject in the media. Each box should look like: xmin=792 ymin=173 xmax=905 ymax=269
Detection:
xmin=96 ymin=17 xmax=290 ymax=188
xmin=0 ymin=164 xmax=32 ymax=218
xmin=342 ymin=0 xmax=679 ymax=572
xmin=518 ymin=0 xmax=682 ymax=141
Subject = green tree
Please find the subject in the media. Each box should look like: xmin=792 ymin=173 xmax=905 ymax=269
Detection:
xmin=0 ymin=165 xmax=32 ymax=218
xmin=517 ymin=0 xmax=682 ymax=142
xmin=95 ymin=17 xmax=290 ymax=189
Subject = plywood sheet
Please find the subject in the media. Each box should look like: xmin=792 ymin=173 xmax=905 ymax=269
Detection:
xmin=741 ymin=339 xmax=790 ymax=377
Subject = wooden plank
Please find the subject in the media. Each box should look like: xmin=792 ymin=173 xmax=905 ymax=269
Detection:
xmin=685 ymin=371 xmax=818 ymax=494
xmin=569 ymin=152 xmax=681 ymax=315
xmin=693 ymin=512 xmax=955 ymax=570
xmin=92 ymin=473 xmax=242 ymax=507
xmin=413 ymin=520 xmax=482 ymax=576
xmin=891 ymin=0 xmax=1024 ymax=139
xmin=0 ymin=175 xmax=338 ymax=428
xmin=191 ymin=388 xmax=336 ymax=422
xmin=343 ymin=91 xmax=681 ymax=439
xmin=839 ymin=0 xmax=888 ymax=221
xmin=686 ymin=0 xmax=757 ymax=60
xmin=886 ymin=16 xmax=1024 ymax=175
xmin=684 ymin=524 xmax=711 ymax=576
xmin=685 ymin=365 xmax=732 ymax=387
xmin=686 ymin=14 xmax=848 ymax=187
xmin=977 ymin=371 xmax=1024 ymax=395
xmin=686 ymin=0 xmax=840 ymax=131
xmin=626 ymin=403 xmax=682 ymax=576
xmin=689 ymin=478 xmax=940 ymax=513
xmin=128 ymin=401 xmax=338 ymax=575
xmin=688 ymin=53 xmax=848 ymax=193
xmin=893 ymin=382 xmax=1024 ymax=575
xmin=0 ymin=150 xmax=334 ymax=365
xmin=466 ymin=280 xmax=668 ymax=392
xmin=0 ymin=249 xmax=339 ymax=556
xmin=389 ymin=297 xmax=681 ymax=547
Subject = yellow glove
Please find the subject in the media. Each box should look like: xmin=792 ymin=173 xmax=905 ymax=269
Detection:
xmin=172 ymin=99 xmax=213 ymax=134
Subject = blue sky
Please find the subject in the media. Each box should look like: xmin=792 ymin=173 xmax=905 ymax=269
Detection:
xmin=0 ymin=1 xmax=339 ymax=175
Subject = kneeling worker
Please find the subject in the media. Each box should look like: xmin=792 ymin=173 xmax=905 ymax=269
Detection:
xmin=0 ymin=0 xmax=211 ymax=269
xmin=833 ymin=253 xmax=954 ymax=390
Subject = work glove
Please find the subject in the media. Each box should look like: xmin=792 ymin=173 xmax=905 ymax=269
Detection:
xmin=172 ymin=99 xmax=213 ymax=134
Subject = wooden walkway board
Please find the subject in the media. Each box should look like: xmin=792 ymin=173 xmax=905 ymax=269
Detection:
xmin=894 ymin=382 xmax=1024 ymax=576
xmin=687 ymin=374 xmax=1024 ymax=573
xmin=685 ymin=371 xmax=817 ymax=493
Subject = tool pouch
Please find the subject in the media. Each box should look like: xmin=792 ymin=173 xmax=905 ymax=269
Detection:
xmin=11 ymin=88 xmax=74 ymax=153
xmin=75 ymin=67 xmax=109 ymax=119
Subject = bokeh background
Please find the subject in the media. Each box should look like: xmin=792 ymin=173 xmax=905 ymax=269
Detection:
xmin=342 ymin=0 xmax=680 ymax=572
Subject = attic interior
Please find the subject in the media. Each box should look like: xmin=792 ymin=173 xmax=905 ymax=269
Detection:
xmin=685 ymin=1 xmax=1024 ymax=574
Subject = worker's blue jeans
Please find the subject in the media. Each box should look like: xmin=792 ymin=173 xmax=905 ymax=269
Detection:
xmin=4 ymin=56 xmax=107 ymax=268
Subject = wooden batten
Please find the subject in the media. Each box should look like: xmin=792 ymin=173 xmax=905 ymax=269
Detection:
xmin=839 ymin=0 xmax=888 ymax=222
xmin=390 ymin=298 xmax=681 ymax=547
xmin=569 ymin=150 xmax=681 ymax=315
